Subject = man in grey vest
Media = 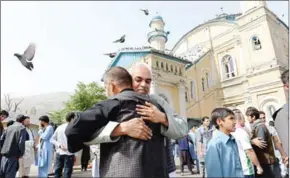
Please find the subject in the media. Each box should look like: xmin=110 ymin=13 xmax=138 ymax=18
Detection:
xmin=66 ymin=66 xmax=183 ymax=177
xmin=275 ymin=70 xmax=289 ymax=177
xmin=88 ymin=62 xmax=187 ymax=177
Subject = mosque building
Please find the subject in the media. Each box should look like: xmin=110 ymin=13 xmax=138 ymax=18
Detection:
xmin=104 ymin=1 xmax=289 ymax=125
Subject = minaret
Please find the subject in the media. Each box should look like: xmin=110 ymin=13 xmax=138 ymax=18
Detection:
xmin=147 ymin=15 xmax=168 ymax=51
xmin=240 ymin=1 xmax=267 ymax=14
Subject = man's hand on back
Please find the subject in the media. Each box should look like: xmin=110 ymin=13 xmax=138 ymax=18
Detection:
xmin=136 ymin=102 xmax=168 ymax=126
xmin=251 ymin=137 xmax=267 ymax=149
xmin=111 ymin=118 xmax=152 ymax=140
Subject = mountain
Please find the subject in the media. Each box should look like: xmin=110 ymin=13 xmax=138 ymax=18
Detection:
xmin=1 ymin=92 xmax=72 ymax=125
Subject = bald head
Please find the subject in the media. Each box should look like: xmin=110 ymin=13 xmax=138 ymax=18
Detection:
xmin=130 ymin=62 xmax=152 ymax=94
xmin=130 ymin=62 xmax=152 ymax=76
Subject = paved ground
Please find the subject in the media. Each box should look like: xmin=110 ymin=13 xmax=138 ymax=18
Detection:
xmin=29 ymin=157 xmax=203 ymax=177
xmin=29 ymin=165 xmax=202 ymax=177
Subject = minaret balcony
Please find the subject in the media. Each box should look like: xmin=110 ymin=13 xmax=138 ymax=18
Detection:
xmin=147 ymin=30 xmax=168 ymax=43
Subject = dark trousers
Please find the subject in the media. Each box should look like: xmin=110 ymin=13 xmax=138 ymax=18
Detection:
xmin=0 ymin=156 xmax=19 ymax=178
xmin=255 ymin=163 xmax=281 ymax=178
xmin=179 ymin=150 xmax=193 ymax=173
xmin=244 ymin=175 xmax=255 ymax=178
xmin=54 ymin=153 xmax=74 ymax=178
xmin=81 ymin=163 xmax=88 ymax=171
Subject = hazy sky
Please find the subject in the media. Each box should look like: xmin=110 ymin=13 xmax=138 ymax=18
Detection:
xmin=1 ymin=1 xmax=288 ymax=97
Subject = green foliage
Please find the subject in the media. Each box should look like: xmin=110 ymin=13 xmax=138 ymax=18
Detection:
xmin=65 ymin=82 xmax=107 ymax=111
xmin=48 ymin=109 xmax=68 ymax=125
xmin=49 ymin=81 xmax=107 ymax=124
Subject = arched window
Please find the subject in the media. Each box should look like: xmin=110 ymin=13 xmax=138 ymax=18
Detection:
xmin=166 ymin=63 xmax=168 ymax=71
xmin=201 ymin=78 xmax=205 ymax=91
xmin=179 ymin=67 xmax=182 ymax=75
xmin=267 ymin=105 xmax=276 ymax=118
xmin=161 ymin=62 xmax=164 ymax=69
xmin=175 ymin=66 xmax=178 ymax=74
xmin=252 ymin=36 xmax=262 ymax=50
xmin=205 ymin=73 xmax=209 ymax=88
xmin=222 ymin=55 xmax=236 ymax=79
xmin=190 ymin=81 xmax=196 ymax=100
xmin=170 ymin=65 xmax=173 ymax=72
xmin=156 ymin=61 xmax=159 ymax=68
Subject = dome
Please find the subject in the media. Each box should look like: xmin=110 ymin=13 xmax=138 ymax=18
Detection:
xmin=152 ymin=15 xmax=163 ymax=21
xmin=149 ymin=15 xmax=165 ymax=27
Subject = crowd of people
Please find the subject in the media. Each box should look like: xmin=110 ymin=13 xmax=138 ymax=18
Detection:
xmin=172 ymin=70 xmax=289 ymax=178
xmin=0 ymin=111 xmax=92 ymax=178
xmin=0 ymin=62 xmax=288 ymax=178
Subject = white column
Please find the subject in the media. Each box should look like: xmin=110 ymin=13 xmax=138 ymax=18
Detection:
xmin=150 ymin=74 xmax=158 ymax=94
xmin=178 ymin=82 xmax=187 ymax=120
xmin=150 ymin=81 xmax=157 ymax=94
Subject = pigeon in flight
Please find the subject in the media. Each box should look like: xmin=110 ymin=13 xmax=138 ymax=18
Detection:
xmin=104 ymin=53 xmax=116 ymax=58
xmin=113 ymin=35 xmax=126 ymax=43
xmin=14 ymin=43 xmax=36 ymax=71
xmin=140 ymin=9 xmax=149 ymax=16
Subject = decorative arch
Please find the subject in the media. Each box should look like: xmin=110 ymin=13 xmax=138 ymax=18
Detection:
xmin=220 ymin=54 xmax=237 ymax=80
xmin=259 ymin=96 xmax=280 ymax=109
xmin=259 ymin=97 xmax=281 ymax=122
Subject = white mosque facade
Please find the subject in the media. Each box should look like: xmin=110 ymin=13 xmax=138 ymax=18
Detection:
xmin=105 ymin=1 xmax=289 ymax=124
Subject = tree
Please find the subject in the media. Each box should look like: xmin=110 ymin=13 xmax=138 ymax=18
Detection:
xmin=65 ymin=81 xmax=107 ymax=111
xmin=48 ymin=109 xmax=69 ymax=125
xmin=49 ymin=81 xmax=107 ymax=124
xmin=4 ymin=94 xmax=13 ymax=111
xmin=3 ymin=94 xmax=24 ymax=112
xmin=13 ymin=98 xmax=24 ymax=112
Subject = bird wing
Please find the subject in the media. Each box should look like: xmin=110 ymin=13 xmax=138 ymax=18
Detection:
xmin=120 ymin=35 xmax=126 ymax=40
xmin=23 ymin=43 xmax=36 ymax=61
xmin=113 ymin=39 xmax=121 ymax=43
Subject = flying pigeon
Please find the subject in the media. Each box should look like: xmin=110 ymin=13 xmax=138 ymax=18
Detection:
xmin=14 ymin=43 xmax=36 ymax=71
xmin=113 ymin=35 xmax=126 ymax=43
xmin=103 ymin=53 xmax=116 ymax=58
xmin=140 ymin=9 xmax=149 ymax=16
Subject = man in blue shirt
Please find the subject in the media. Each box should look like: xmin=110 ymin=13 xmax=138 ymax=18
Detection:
xmin=205 ymin=108 xmax=244 ymax=178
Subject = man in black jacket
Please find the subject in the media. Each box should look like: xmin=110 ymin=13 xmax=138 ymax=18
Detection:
xmin=0 ymin=114 xmax=27 ymax=178
xmin=65 ymin=66 xmax=169 ymax=178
